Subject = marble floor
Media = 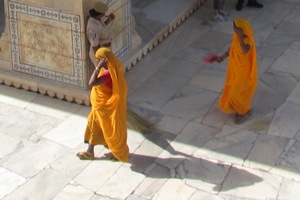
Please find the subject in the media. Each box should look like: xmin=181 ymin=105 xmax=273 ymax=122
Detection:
xmin=1 ymin=0 xmax=300 ymax=199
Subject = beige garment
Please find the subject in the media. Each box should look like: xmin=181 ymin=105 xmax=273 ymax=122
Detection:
xmin=87 ymin=17 xmax=112 ymax=67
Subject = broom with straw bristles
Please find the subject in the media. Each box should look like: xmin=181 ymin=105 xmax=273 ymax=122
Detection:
xmin=126 ymin=108 xmax=153 ymax=134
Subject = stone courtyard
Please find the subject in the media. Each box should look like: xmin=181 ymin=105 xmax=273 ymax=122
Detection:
xmin=1 ymin=0 xmax=300 ymax=199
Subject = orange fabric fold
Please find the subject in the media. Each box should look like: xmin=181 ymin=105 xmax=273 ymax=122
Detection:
xmin=218 ymin=18 xmax=258 ymax=115
xmin=84 ymin=47 xmax=129 ymax=162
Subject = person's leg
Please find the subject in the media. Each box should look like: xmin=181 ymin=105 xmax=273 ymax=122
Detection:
xmin=219 ymin=0 xmax=225 ymax=10
xmin=236 ymin=0 xmax=244 ymax=11
xmin=213 ymin=0 xmax=219 ymax=17
xmin=219 ymin=0 xmax=229 ymax=18
xmin=247 ymin=0 xmax=263 ymax=8
xmin=213 ymin=0 xmax=226 ymax=21
xmin=87 ymin=144 xmax=95 ymax=155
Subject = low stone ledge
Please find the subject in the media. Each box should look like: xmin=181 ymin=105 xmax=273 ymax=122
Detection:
xmin=123 ymin=0 xmax=204 ymax=71
xmin=0 ymin=69 xmax=90 ymax=105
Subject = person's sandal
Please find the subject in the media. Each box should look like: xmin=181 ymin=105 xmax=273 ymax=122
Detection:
xmin=76 ymin=152 xmax=95 ymax=160
xmin=234 ymin=110 xmax=252 ymax=125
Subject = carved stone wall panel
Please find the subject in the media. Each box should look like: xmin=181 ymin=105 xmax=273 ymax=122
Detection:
xmin=18 ymin=14 xmax=73 ymax=74
xmin=8 ymin=1 xmax=84 ymax=87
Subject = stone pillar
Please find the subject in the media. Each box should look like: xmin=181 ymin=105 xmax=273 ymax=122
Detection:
xmin=0 ymin=0 xmax=140 ymax=105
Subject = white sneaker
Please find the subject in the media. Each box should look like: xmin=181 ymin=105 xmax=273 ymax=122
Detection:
xmin=213 ymin=14 xmax=226 ymax=22
xmin=219 ymin=10 xmax=229 ymax=18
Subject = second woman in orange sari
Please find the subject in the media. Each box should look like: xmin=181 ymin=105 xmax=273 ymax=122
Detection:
xmin=77 ymin=47 xmax=129 ymax=162
xmin=216 ymin=18 xmax=258 ymax=124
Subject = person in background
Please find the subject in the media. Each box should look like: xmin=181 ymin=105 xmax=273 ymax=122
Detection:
xmin=213 ymin=0 xmax=229 ymax=22
xmin=87 ymin=1 xmax=115 ymax=67
xmin=236 ymin=0 xmax=263 ymax=11
xmin=77 ymin=47 xmax=129 ymax=162
xmin=215 ymin=18 xmax=258 ymax=124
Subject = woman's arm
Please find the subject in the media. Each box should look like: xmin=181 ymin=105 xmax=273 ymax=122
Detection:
xmin=88 ymin=58 xmax=107 ymax=87
xmin=216 ymin=48 xmax=230 ymax=63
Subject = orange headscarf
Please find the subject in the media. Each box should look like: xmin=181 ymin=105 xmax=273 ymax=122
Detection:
xmin=93 ymin=47 xmax=128 ymax=110
xmin=233 ymin=18 xmax=257 ymax=82
xmin=87 ymin=47 xmax=129 ymax=162
xmin=218 ymin=18 xmax=258 ymax=115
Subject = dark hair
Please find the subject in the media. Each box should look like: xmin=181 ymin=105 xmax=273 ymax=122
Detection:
xmin=89 ymin=9 xmax=102 ymax=17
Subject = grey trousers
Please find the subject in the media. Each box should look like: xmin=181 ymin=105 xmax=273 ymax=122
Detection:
xmin=214 ymin=0 xmax=225 ymax=10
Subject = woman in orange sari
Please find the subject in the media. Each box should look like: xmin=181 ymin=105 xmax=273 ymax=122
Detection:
xmin=216 ymin=18 xmax=258 ymax=124
xmin=77 ymin=47 xmax=129 ymax=161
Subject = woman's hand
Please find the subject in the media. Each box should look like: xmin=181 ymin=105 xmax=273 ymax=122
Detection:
xmin=95 ymin=58 xmax=107 ymax=71
xmin=109 ymin=13 xmax=115 ymax=21
xmin=216 ymin=50 xmax=229 ymax=63
xmin=216 ymin=56 xmax=224 ymax=63
xmin=105 ymin=13 xmax=115 ymax=24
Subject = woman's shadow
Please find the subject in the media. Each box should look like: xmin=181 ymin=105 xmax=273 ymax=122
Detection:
xmin=96 ymin=103 xmax=263 ymax=193
xmin=126 ymin=130 xmax=263 ymax=193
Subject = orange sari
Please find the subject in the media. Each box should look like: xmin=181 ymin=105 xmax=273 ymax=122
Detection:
xmin=84 ymin=48 xmax=129 ymax=162
xmin=218 ymin=18 xmax=258 ymax=115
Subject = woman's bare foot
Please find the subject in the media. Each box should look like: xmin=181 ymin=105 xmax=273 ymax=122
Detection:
xmin=76 ymin=151 xmax=95 ymax=160
xmin=234 ymin=110 xmax=252 ymax=124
